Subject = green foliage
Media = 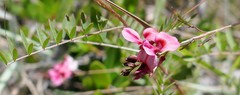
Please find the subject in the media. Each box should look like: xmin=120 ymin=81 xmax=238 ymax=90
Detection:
xmin=215 ymin=32 xmax=228 ymax=51
xmin=56 ymin=30 xmax=63 ymax=44
xmin=82 ymin=76 xmax=94 ymax=90
xmin=225 ymin=30 xmax=238 ymax=51
xmin=62 ymin=15 xmax=76 ymax=39
xmin=104 ymin=48 xmax=121 ymax=68
xmin=231 ymin=56 xmax=240 ymax=71
xmin=37 ymin=27 xmax=49 ymax=49
xmin=89 ymin=61 xmax=111 ymax=89
xmin=49 ymin=20 xmax=58 ymax=41
xmin=12 ymin=48 xmax=18 ymax=61
xmin=0 ymin=52 xmax=8 ymax=64
xmin=6 ymin=0 xmax=74 ymax=22
xmin=20 ymin=30 xmax=33 ymax=55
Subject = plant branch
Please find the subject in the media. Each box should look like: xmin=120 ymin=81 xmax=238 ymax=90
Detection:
xmin=157 ymin=24 xmax=236 ymax=57
xmin=180 ymin=24 xmax=233 ymax=46
xmin=70 ymin=40 xmax=139 ymax=52
xmin=1 ymin=26 xmax=123 ymax=72
xmin=104 ymin=0 xmax=151 ymax=28
xmin=95 ymin=0 xmax=128 ymax=27
xmin=183 ymin=0 xmax=206 ymax=16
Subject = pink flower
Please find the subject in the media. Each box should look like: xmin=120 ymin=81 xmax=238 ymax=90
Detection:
xmin=122 ymin=28 xmax=180 ymax=79
xmin=48 ymin=55 xmax=78 ymax=86
xmin=122 ymin=28 xmax=180 ymax=55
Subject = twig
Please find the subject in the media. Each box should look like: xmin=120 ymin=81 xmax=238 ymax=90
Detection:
xmin=104 ymin=0 xmax=151 ymax=28
xmin=71 ymin=40 xmax=139 ymax=52
xmin=95 ymin=0 xmax=128 ymax=27
xmin=0 ymin=26 xmax=124 ymax=72
xmin=183 ymin=0 xmax=206 ymax=16
xmin=180 ymin=24 xmax=233 ymax=46
xmin=157 ymin=24 xmax=237 ymax=57
xmin=167 ymin=0 xmax=206 ymax=32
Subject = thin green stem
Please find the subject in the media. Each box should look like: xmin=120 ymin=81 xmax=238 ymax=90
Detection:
xmin=71 ymin=40 xmax=139 ymax=52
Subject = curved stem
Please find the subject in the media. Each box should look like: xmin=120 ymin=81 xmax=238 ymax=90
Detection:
xmin=105 ymin=0 xmax=151 ymax=28
xmin=95 ymin=0 xmax=128 ymax=27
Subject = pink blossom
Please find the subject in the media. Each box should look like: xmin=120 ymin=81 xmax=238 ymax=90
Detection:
xmin=48 ymin=55 xmax=78 ymax=86
xmin=122 ymin=28 xmax=180 ymax=79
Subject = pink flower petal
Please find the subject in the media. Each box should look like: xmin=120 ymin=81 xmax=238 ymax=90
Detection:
xmin=137 ymin=50 xmax=158 ymax=73
xmin=143 ymin=28 xmax=158 ymax=41
xmin=122 ymin=28 xmax=142 ymax=44
xmin=155 ymin=32 xmax=180 ymax=52
xmin=48 ymin=69 xmax=64 ymax=86
xmin=134 ymin=63 xmax=150 ymax=80
xmin=142 ymin=40 xmax=156 ymax=56
xmin=145 ymin=55 xmax=158 ymax=72
xmin=52 ymin=76 xmax=64 ymax=86
xmin=137 ymin=50 xmax=148 ymax=62
xmin=135 ymin=50 xmax=159 ymax=79
xmin=64 ymin=55 xmax=78 ymax=71
xmin=48 ymin=69 xmax=58 ymax=78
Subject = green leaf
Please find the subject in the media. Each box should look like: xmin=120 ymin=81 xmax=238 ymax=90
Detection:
xmin=82 ymin=76 xmax=94 ymax=90
xmin=103 ymin=48 xmax=121 ymax=68
xmin=62 ymin=16 xmax=69 ymax=31
xmin=37 ymin=27 xmax=46 ymax=45
xmin=172 ymin=64 xmax=193 ymax=80
xmin=69 ymin=26 xmax=76 ymax=39
xmin=63 ymin=15 xmax=76 ymax=33
xmin=198 ymin=60 xmax=228 ymax=78
xmin=81 ymin=12 xmax=86 ymax=23
xmin=20 ymin=30 xmax=29 ymax=52
xmin=0 ymin=52 xmax=8 ymax=64
xmin=98 ymin=20 xmax=108 ymax=29
xmin=12 ymin=48 xmax=18 ymax=61
xmin=163 ymin=82 xmax=175 ymax=93
xmin=56 ymin=30 xmax=63 ymax=44
xmin=112 ymin=76 xmax=130 ymax=87
xmin=225 ymin=31 xmax=238 ymax=51
xmin=215 ymin=32 xmax=227 ymax=51
xmin=7 ymin=38 xmax=14 ymax=53
xmin=85 ymin=23 xmax=94 ymax=34
xmin=27 ymin=43 xmax=34 ymax=55
xmin=90 ymin=61 xmax=111 ymax=89
xmin=87 ymin=34 xmax=103 ymax=42
xmin=231 ymin=56 xmax=240 ymax=72
xmin=49 ymin=20 xmax=57 ymax=40
xmin=42 ymin=37 xmax=50 ymax=49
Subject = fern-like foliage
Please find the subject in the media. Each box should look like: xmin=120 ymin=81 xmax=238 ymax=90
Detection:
xmin=0 ymin=13 xmax=111 ymax=66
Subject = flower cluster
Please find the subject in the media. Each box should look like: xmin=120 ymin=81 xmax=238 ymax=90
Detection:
xmin=122 ymin=28 xmax=180 ymax=79
xmin=48 ymin=55 xmax=78 ymax=86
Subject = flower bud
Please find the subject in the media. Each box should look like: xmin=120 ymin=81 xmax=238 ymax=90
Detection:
xmin=123 ymin=62 xmax=136 ymax=67
xmin=126 ymin=55 xmax=137 ymax=63
xmin=121 ymin=69 xmax=132 ymax=76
